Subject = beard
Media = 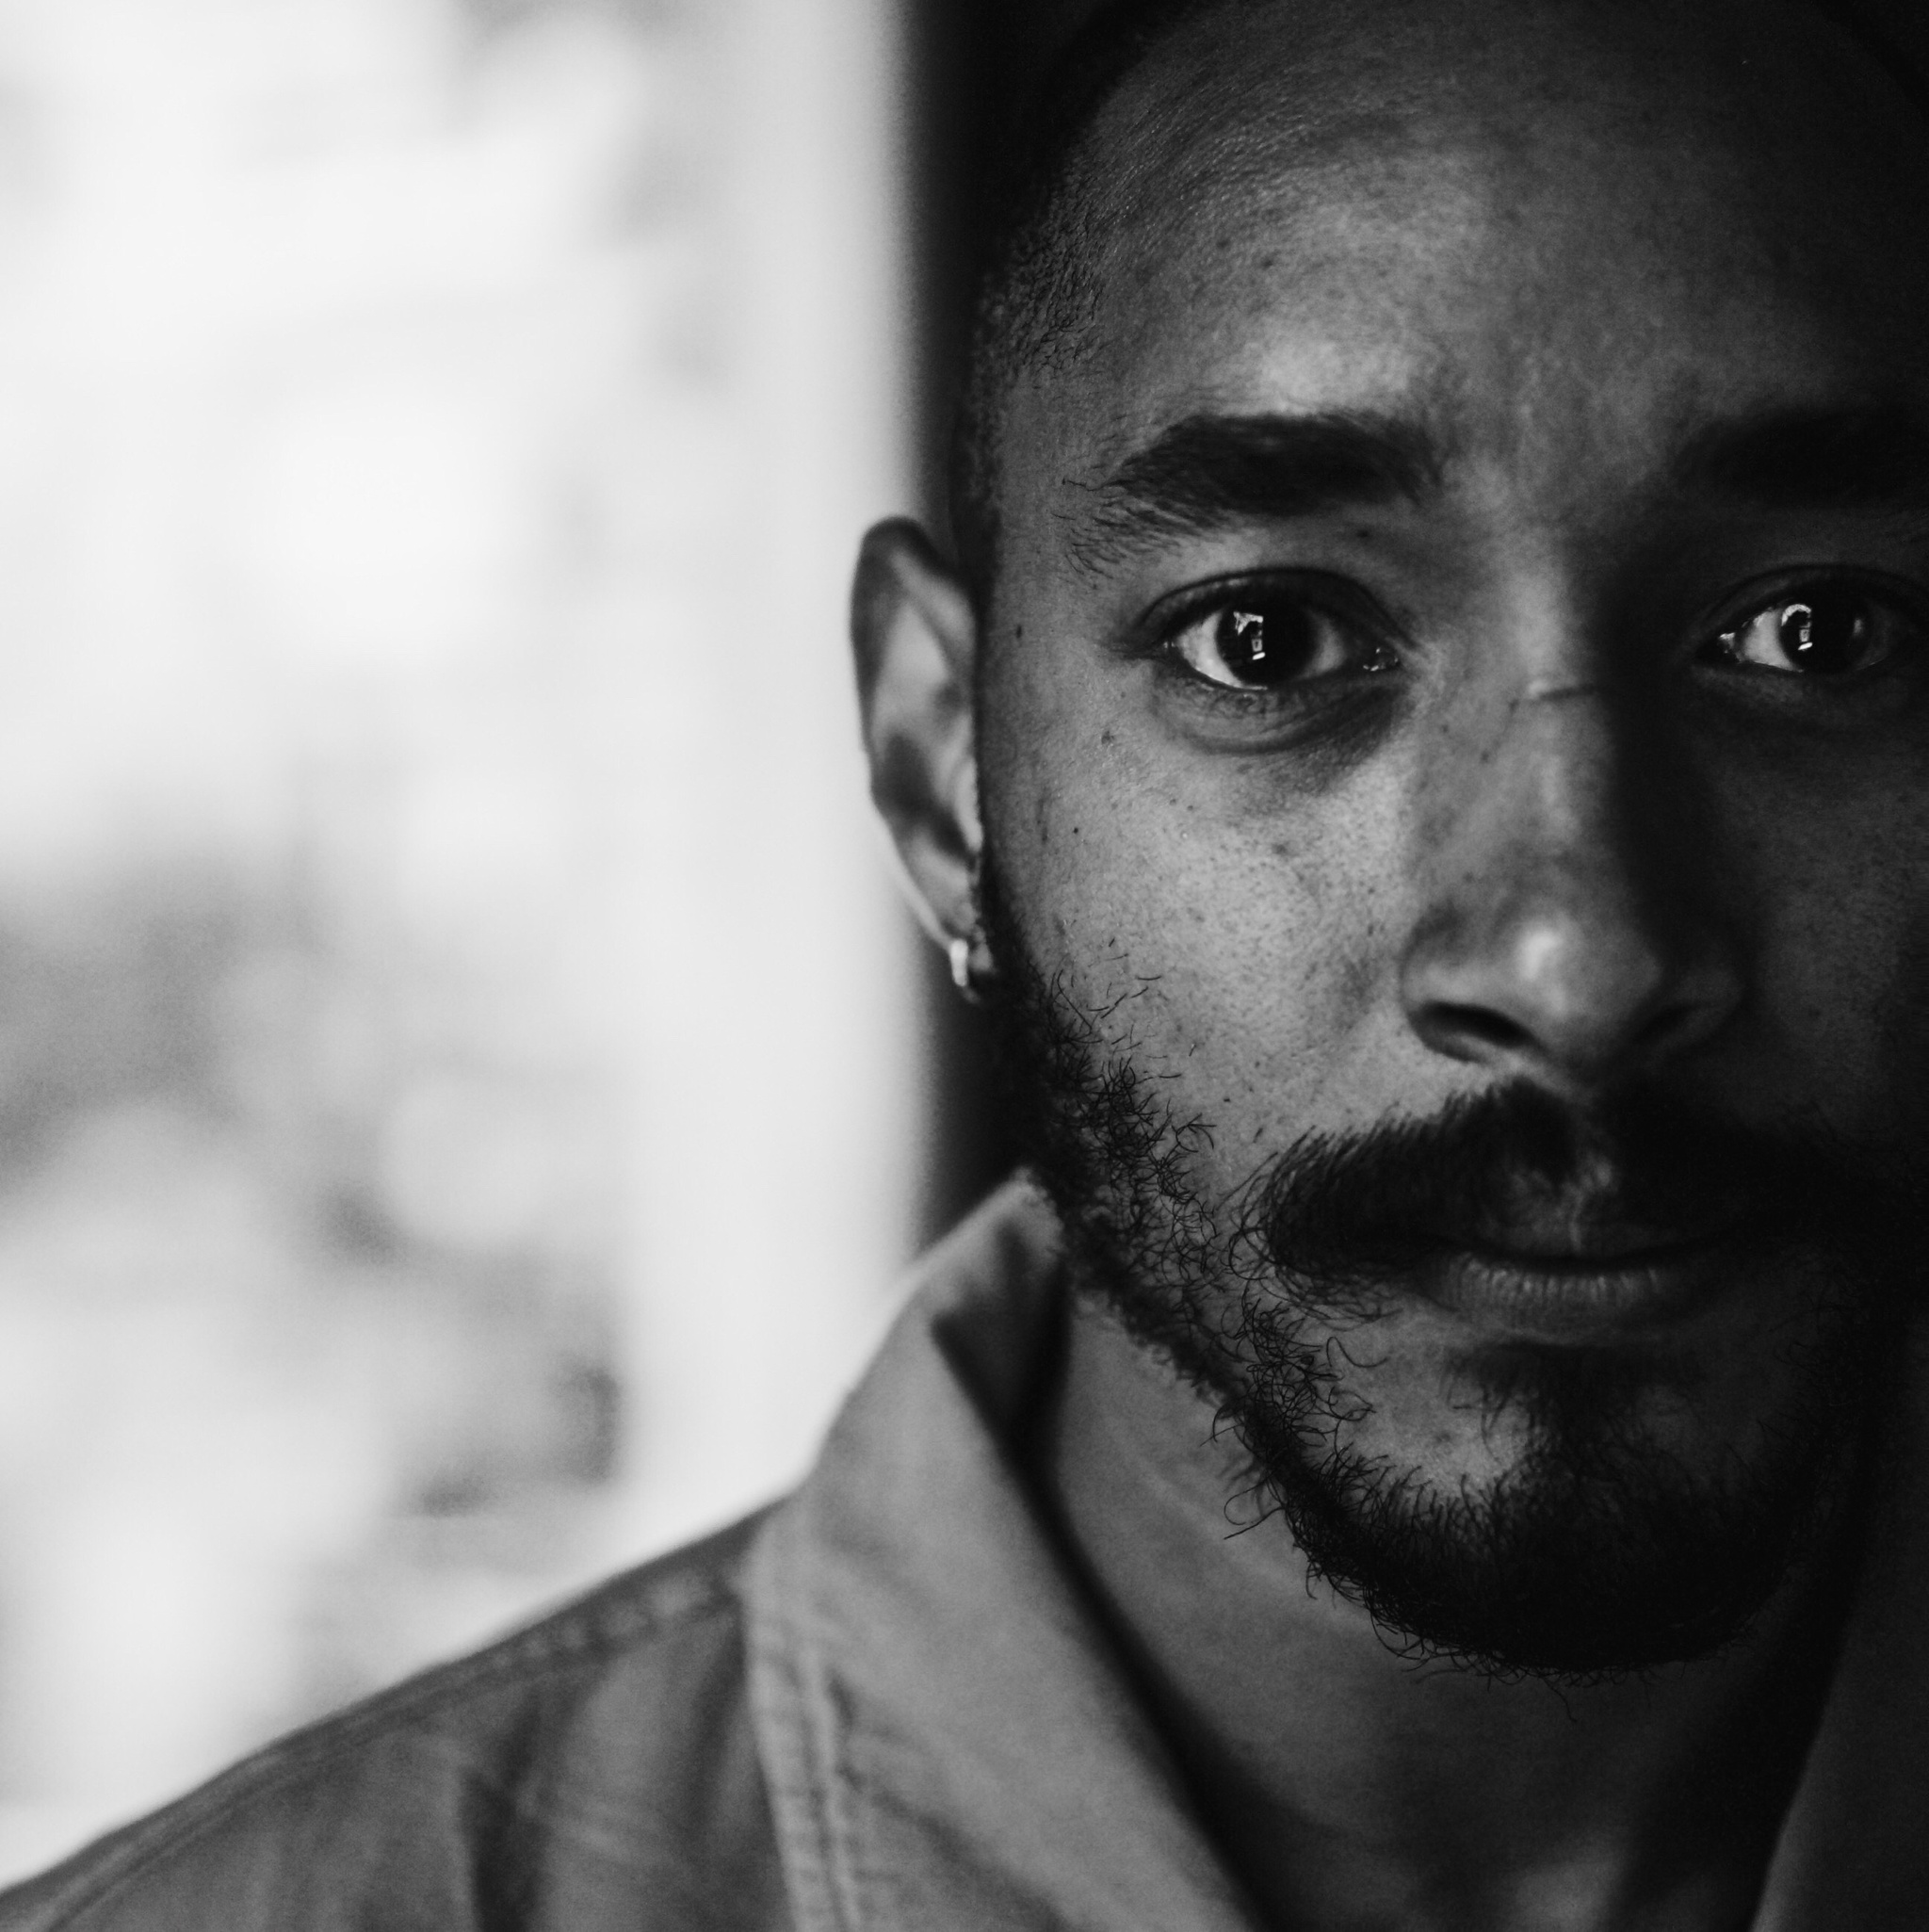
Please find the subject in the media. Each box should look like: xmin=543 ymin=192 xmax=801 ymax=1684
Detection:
xmin=978 ymin=855 xmax=1925 ymax=1681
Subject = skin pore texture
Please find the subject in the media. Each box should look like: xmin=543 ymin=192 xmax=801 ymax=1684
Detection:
xmin=853 ymin=1 xmax=1929 ymax=1926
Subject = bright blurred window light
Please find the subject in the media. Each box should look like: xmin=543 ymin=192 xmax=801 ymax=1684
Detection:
xmin=0 ymin=0 xmax=919 ymax=1882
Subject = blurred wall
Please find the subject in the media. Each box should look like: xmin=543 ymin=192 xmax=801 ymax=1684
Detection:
xmin=0 ymin=0 xmax=920 ymax=1880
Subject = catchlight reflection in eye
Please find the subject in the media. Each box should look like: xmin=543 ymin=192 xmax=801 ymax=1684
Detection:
xmin=1168 ymin=593 xmax=1386 ymax=690
xmin=1714 ymin=588 xmax=1906 ymax=676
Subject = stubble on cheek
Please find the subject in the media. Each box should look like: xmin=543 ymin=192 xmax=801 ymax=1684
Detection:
xmin=984 ymin=856 xmax=1913 ymax=1674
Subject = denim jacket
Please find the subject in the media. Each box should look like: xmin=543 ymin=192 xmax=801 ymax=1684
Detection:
xmin=5 ymin=1179 xmax=1926 ymax=1930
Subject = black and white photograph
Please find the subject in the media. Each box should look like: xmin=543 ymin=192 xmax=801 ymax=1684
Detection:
xmin=1 ymin=2 xmax=1926 ymax=1927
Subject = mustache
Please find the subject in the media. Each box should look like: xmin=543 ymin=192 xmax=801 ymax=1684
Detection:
xmin=1236 ymin=1081 xmax=1921 ymax=1300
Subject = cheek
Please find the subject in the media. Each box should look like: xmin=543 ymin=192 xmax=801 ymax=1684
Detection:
xmin=1760 ymin=893 xmax=1929 ymax=1130
xmin=985 ymin=688 xmax=1402 ymax=1159
xmin=1727 ymin=769 xmax=1929 ymax=1141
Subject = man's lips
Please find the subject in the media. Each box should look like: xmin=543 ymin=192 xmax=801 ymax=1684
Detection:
xmin=1417 ymin=1224 xmax=1743 ymax=1339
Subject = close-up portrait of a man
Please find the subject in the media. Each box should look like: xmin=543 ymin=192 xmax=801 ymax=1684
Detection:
xmin=8 ymin=0 xmax=1929 ymax=1927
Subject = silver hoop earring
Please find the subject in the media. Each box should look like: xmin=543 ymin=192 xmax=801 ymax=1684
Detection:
xmin=947 ymin=934 xmax=991 ymax=1005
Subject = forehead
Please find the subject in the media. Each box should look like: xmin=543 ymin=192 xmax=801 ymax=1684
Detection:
xmin=1003 ymin=0 xmax=1929 ymax=536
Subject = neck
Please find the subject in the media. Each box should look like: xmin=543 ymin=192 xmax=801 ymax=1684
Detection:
xmin=1035 ymin=1296 xmax=1846 ymax=1932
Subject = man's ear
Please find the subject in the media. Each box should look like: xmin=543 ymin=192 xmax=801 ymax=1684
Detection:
xmin=851 ymin=519 xmax=984 ymax=957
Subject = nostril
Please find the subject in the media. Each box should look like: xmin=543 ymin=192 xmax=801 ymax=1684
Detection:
xmin=1427 ymin=1004 xmax=1534 ymax=1053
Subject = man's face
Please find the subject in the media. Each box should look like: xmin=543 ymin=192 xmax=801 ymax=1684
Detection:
xmin=974 ymin=0 xmax=1929 ymax=1673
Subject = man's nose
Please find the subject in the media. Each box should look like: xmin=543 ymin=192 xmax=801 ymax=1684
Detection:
xmin=1399 ymin=687 xmax=1742 ymax=1089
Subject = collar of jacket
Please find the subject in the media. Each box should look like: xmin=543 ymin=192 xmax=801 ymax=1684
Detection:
xmin=744 ymin=1180 xmax=1929 ymax=1932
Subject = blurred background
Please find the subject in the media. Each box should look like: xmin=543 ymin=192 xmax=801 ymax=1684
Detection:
xmin=0 ymin=0 xmax=1080 ymax=1880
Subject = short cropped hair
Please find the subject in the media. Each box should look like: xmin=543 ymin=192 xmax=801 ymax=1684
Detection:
xmin=943 ymin=0 xmax=1929 ymax=612
xmin=947 ymin=0 xmax=1219 ymax=609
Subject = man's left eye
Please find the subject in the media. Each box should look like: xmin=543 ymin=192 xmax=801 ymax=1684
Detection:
xmin=1707 ymin=585 xmax=1918 ymax=677
xmin=1164 ymin=592 xmax=1386 ymax=691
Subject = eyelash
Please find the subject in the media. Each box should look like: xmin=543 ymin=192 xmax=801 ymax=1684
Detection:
xmin=1695 ymin=576 xmax=1927 ymax=683
xmin=1148 ymin=576 xmax=1401 ymax=707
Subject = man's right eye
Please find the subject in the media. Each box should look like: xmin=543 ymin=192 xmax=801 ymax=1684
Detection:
xmin=1163 ymin=590 xmax=1390 ymax=692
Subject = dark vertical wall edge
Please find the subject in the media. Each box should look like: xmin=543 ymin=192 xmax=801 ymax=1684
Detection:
xmin=901 ymin=0 xmax=1018 ymax=1247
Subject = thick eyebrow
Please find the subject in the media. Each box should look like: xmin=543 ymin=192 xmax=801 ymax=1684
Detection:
xmin=1075 ymin=412 xmax=1443 ymax=558
xmin=1671 ymin=407 xmax=1929 ymax=511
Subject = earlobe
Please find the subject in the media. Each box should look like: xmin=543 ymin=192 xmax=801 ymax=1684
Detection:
xmin=851 ymin=519 xmax=984 ymax=957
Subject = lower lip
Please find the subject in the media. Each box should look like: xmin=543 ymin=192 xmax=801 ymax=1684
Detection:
xmin=1421 ymin=1236 xmax=1739 ymax=1340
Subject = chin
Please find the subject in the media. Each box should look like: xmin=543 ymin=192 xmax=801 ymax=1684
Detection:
xmin=1225 ymin=1291 xmax=1882 ymax=1680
